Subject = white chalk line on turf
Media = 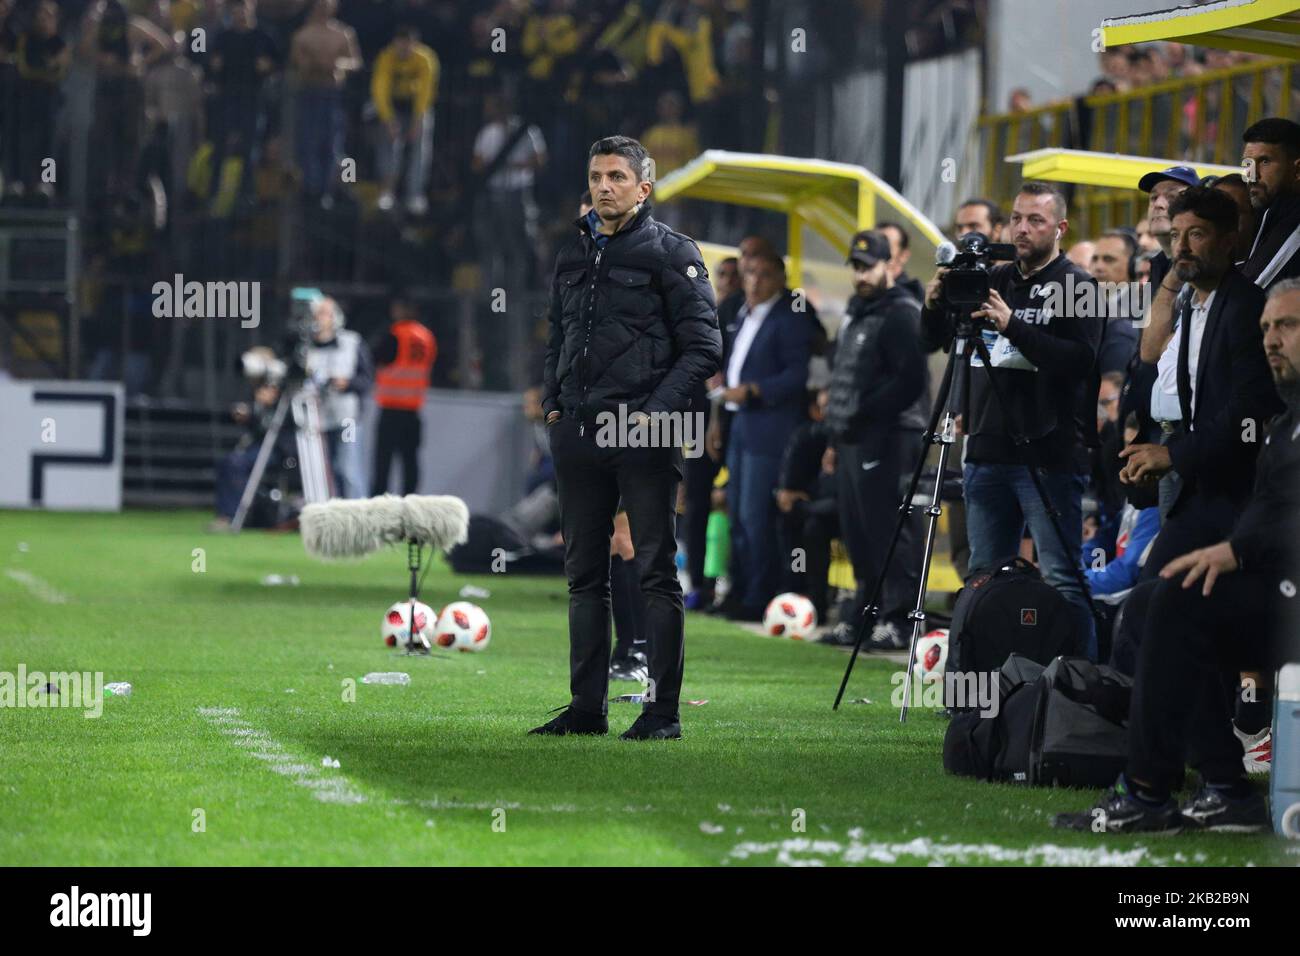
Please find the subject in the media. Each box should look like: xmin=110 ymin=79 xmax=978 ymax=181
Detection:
xmin=197 ymin=706 xmax=366 ymax=805
xmin=4 ymin=568 xmax=69 ymax=604
xmin=724 ymin=832 xmax=1214 ymax=867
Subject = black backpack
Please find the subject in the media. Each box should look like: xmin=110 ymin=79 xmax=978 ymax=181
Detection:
xmin=943 ymin=654 xmax=1133 ymax=788
xmin=945 ymin=557 xmax=1078 ymax=709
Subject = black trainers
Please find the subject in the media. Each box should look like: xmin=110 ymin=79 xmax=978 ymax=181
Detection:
xmin=1052 ymin=778 xmax=1182 ymax=834
xmin=619 ymin=712 xmax=682 ymax=740
xmin=527 ymin=706 xmax=608 ymax=736
xmin=1179 ymin=785 xmax=1269 ymax=833
xmin=609 ymin=649 xmax=649 ymax=682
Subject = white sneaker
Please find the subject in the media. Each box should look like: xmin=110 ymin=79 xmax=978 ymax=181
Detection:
xmin=869 ymin=621 xmax=906 ymax=651
xmin=405 ymin=195 xmax=428 ymax=215
xmin=377 ymin=190 xmax=395 ymax=212
xmin=1233 ymin=724 xmax=1272 ymax=775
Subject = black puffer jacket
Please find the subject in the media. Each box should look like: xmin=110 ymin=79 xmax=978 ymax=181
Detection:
xmin=542 ymin=202 xmax=722 ymax=427
xmin=824 ymin=284 xmax=928 ymax=445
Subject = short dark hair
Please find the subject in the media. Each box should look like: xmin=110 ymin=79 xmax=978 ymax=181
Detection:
xmin=1243 ymin=117 xmax=1300 ymax=160
xmin=588 ymin=135 xmax=653 ymax=183
xmin=1168 ymin=184 xmax=1239 ymax=235
xmin=747 ymin=251 xmax=786 ymax=276
xmin=877 ymin=221 xmax=909 ymax=251
xmin=1100 ymin=229 xmax=1137 ymax=260
xmin=1017 ymin=181 xmax=1067 ymax=220
xmin=957 ymin=197 xmax=1004 ymax=226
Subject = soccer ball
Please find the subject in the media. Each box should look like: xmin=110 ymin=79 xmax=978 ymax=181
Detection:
xmin=914 ymin=628 xmax=949 ymax=681
xmin=382 ymin=600 xmax=435 ymax=649
xmin=434 ymin=601 xmax=491 ymax=652
xmin=763 ymin=593 xmax=817 ymax=640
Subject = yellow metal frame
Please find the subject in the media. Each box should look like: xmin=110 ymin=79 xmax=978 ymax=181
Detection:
xmin=1005 ymin=148 xmax=1241 ymax=191
xmin=654 ymin=150 xmax=945 ymax=287
xmin=1101 ymin=0 xmax=1300 ymax=58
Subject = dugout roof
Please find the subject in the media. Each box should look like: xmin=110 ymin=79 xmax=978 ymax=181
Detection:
xmin=654 ymin=150 xmax=945 ymax=322
xmin=1100 ymin=0 xmax=1300 ymax=59
xmin=1004 ymin=148 xmax=1241 ymax=190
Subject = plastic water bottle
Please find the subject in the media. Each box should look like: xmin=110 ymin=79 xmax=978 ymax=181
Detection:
xmin=361 ymin=672 xmax=411 ymax=686
xmin=104 ymin=682 xmax=133 ymax=697
xmin=611 ymin=693 xmax=645 ymax=704
xmin=703 ymin=511 xmax=730 ymax=579
xmin=1273 ymin=663 xmax=1300 ymax=838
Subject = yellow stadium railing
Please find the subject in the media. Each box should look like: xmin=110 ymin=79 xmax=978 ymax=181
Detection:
xmin=975 ymin=57 xmax=1299 ymax=235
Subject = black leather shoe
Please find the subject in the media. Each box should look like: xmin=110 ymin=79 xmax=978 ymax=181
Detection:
xmin=1180 ymin=785 xmax=1269 ymax=832
xmin=528 ymin=706 xmax=608 ymax=736
xmin=619 ymin=712 xmax=682 ymax=740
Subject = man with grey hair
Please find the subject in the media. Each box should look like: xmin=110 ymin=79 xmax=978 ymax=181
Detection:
xmin=534 ymin=135 xmax=721 ymax=741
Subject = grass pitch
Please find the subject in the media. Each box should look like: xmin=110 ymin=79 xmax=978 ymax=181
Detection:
xmin=0 ymin=510 xmax=1289 ymax=867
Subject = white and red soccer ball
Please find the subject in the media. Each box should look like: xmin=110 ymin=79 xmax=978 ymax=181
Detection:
xmin=434 ymin=601 xmax=492 ymax=652
xmin=914 ymin=628 xmax=949 ymax=681
xmin=382 ymin=600 xmax=435 ymax=649
xmin=762 ymin=593 xmax=818 ymax=640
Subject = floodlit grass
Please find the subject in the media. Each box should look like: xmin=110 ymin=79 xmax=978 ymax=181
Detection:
xmin=0 ymin=510 xmax=1287 ymax=866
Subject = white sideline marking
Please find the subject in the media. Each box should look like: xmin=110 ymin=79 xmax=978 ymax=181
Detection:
xmin=5 ymin=569 xmax=69 ymax=604
xmin=725 ymin=833 xmax=1211 ymax=867
xmin=197 ymin=705 xmax=366 ymax=805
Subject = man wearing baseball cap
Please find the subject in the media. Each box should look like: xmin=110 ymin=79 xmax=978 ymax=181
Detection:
xmin=819 ymin=229 xmax=928 ymax=648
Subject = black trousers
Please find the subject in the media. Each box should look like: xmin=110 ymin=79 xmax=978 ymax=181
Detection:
xmin=549 ymin=415 xmax=684 ymax=718
xmin=837 ymin=429 xmax=920 ymax=629
xmin=1128 ymin=569 xmax=1285 ymax=791
xmin=372 ymin=407 xmax=422 ymax=496
xmin=682 ymin=411 xmax=720 ymax=593
xmin=778 ymin=498 xmax=838 ymax=619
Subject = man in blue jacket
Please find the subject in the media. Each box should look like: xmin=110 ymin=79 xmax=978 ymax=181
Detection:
xmin=718 ymin=251 xmax=813 ymax=619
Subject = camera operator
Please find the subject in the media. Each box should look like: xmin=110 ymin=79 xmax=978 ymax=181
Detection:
xmin=211 ymin=353 xmax=292 ymax=531
xmin=304 ymin=296 xmax=373 ymax=499
xmin=922 ymin=181 xmax=1103 ymax=658
xmin=822 ymin=230 xmax=928 ymax=648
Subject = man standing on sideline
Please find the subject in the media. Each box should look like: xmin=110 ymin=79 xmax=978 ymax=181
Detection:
xmin=304 ymin=297 xmax=372 ymax=499
xmin=534 ymin=136 xmax=721 ymax=741
xmin=371 ymin=291 xmax=436 ymax=496
xmin=823 ymin=230 xmax=928 ymax=648
xmin=718 ymin=251 xmax=812 ymax=620
xmin=922 ymin=182 xmax=1102 ymax=658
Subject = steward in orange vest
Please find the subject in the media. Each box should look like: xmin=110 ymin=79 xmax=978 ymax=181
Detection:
xmin=371 ymin=294 xmax=436 ymax=495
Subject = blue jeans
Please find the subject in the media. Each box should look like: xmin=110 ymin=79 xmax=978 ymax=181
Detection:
xmin=963 ymin=462 xmax=1096 ymax=659
xmin=726 ymin=437 xmax=784 ymax=609
xmin=295 ymin=88 xmax=343 ymax=195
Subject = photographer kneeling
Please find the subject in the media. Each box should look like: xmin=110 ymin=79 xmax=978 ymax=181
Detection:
xmin=922 ymin=181 xmax=1102 ymax=658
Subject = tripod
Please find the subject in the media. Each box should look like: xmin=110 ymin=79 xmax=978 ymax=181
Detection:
xmin=231 ymin=382 xmax=334 ymax=532
xmin=832 ymin=313 xmax=1103 ymax=721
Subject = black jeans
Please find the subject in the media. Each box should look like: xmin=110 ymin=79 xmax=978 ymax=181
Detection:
xmin=372 ymin=408 xmax=422 ymax=496
xmin=1128 ymin=570 xmax=1285 ymax=792
xmin=549 ymin=415 xmax=685 ymax=718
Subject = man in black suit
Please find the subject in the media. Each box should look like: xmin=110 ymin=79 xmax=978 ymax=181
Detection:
xmin=1240 ymin=117 xmax=1300 ymax=289
xmin=1056 ymin=278 xmax=1300 ymax=834
xmin=1119 ymin=186 xmax=1284 ymax=572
